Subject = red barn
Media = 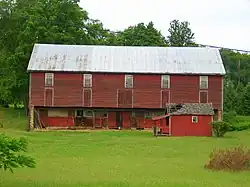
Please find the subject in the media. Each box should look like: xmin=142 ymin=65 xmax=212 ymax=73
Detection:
xmin=152 ymin=103 xmax=214 ymax=136
xmin=27 ymin=44 xmax=225 ymax=131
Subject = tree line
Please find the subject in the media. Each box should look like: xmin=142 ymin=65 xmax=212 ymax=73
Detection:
xmin=0 ymin=0 xmax=249 ymax=115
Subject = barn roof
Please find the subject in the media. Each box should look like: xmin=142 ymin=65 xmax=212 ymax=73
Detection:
xmin=27 ymin=44 xmax=226 ymax=75
xmin=167 ymin=103 xmax=214 ymax=116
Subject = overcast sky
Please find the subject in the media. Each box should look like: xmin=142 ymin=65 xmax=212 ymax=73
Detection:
xmin=80 ymin=0 xmax=250 ymax=51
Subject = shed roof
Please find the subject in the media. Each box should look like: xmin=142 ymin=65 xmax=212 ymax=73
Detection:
xmin=27 ymin=44 xmax=226 ymax=75
xmin=167 ymin=103 xmax=214 ymax=116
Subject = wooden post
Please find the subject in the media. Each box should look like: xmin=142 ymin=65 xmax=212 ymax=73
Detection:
xmin=29 ymin=105 xmax=35 ymax=130
xmin=218 ymin=110 xmax=222 ymax=121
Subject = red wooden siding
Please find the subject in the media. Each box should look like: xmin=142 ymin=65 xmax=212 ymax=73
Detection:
xmin=30 ymin=73 xmax=223 ymax=110
xmin=170 ymin=75 xmax=199 ymax=104
xmin=118 ymin=90 xmax=132 ymax=108
xmin=45 ymin=89 xmax=53 ymax=106
xmin=200 ymin=91 xmax=208 ymax=103
xmin=83 ymin=89 xmax=92 ymax=107
xmin=171 ymin=115 xmax=212 ymax=136
xmin=161 ymin=90 xmax=169 ymax=108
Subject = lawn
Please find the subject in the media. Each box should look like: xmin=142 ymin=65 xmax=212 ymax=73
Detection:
xmin=1 ymin=108 xmax=250 ymax=187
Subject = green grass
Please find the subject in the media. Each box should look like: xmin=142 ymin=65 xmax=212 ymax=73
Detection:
xmin=1 ymin=108 xmax=250 ymax=187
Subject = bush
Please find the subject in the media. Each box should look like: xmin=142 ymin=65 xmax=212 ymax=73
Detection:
xmin=229 ymin=124 xmax=250 ymax=131
xmin=211 ymin=121 xmax=230 ymax=137
xmin=0 ymin=133 xmax=36 ymax=172
xmin=223 ymin=111 xmax=239 ymax=125
xmin=205 ymin=146 xmax=250 ymax=172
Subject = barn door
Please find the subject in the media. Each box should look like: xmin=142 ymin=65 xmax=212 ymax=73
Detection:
xmin=83 ymin=89 xmax=92 ymax=107
xmin=116 ymin=111 xmax=123 ymax=128
xmin=200 ymin=91 xmax=208 ymax=103
xmin=118 ymin=90 xmax=132 ymax=108
xmin=161 ymin=90 xmax=170 ymax=108
xmin=45 ymin=89 xmax=53 ymax=106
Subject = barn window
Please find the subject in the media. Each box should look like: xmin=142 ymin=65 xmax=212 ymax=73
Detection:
xmin=96 ymin=111 xmax=108 ymax=118
xmin=76 ymin=110 xmax=84 ymax=117
xmin=144 ymin=112 xmax=153 ymax=119
xmin=45 ymin=73 xmax=54 ymax=87
xmin=83 ymin=74 xmax=92 ymax=88
xmin=192 ymin=116 xmax=198 ymax=123
xmin=125 ymin=75 xmax=133 ymax=88
xmin=84 ymin=110 xmax=93 ymax=117
xmin=200 ymin=76 xmax=208 ymax=89
xmin=161 ymin=75 xmax=170 ymax=88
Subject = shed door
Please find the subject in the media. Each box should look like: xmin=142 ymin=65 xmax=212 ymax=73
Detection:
xmin=200 ymin=91 xmax=208 ymax=103
xmin=161 ymin=90 xmax=170 ymax=108
xmin=45 ymin=89 xmax=53 ymax=106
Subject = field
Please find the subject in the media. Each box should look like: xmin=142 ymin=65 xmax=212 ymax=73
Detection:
xmin=1 ymin=108 xmax=250 ymax=187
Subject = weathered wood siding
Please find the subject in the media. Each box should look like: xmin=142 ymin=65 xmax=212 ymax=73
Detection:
xmin=30 ymin=72 xmax=223 ymax=110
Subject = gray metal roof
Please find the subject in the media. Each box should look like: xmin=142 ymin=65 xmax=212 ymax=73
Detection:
xmin=167 ymin=103 xmax=214 ymax=116
xmin=27 ymin=44 xmax=226 ymax=75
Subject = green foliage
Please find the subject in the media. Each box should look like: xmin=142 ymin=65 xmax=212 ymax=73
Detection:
xmin=211 ymin=121 xmax=230 ymax=137
xmin=116 ymin=22 xmax=167 ymax=46
xmin=0 ymin=0 xmax=113 ymax=112
xmin=167 ymin=19 xmax=196 ymax=46
xmin=240 ymin=83 xmax=250 ymax=115
xmin=205 ymin=146 xmax=250 ymax=172
xmin=0 ymin=133 xmax=36 ymax=172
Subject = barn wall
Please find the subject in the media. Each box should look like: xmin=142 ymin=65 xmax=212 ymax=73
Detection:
xmin=37 ymin=108 xmax=158 ymax=128
xmin=171 ymin=115 xmax=212 ymax=136
xmin=30 ymin=72 xmax=223 ymax=110
xmin=39 ymin=108 xmax=75 ymax=127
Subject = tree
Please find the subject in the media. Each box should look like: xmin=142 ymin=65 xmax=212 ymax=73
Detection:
xmin=116 ymin=21 xmax=167 ymax=46
xmin=240 ymin=83 xmax=250 ymax=115
xmin=223 ymin=78 xmax=237 ymax=112
xmin=167 ymin=19 xmax=196 ymax=47
xmin=86 ymin=19 xmax=118 ymax=45
xmin=0 ymin=0 xmax=109 ymax=114
xmin=0 ymin=133 xmax=35 ymax=172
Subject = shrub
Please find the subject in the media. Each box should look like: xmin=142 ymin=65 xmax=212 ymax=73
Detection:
xmin=205 ymin=146 xmax=250 ymax=172
xmin=211 ymin=121 xmax=230 ymax=137
xmin=0 ymin=133 xmax=36 ymax=172
xmin=223 ymin=111 xmax=239 ymax=125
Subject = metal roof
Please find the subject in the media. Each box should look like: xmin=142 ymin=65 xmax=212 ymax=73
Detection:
xmin=27 ymin=44 xmax=226 ymax=75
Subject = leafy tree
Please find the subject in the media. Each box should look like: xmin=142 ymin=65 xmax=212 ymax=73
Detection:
xmin=167 ymin=19 xmax=196 ymax=46
xmin=0 ymin=0 xmax=110 ymax=114
xmin=0 ymin=133 xmax=35 ymax=172
xmin=240 ymin=83 xmax=250 ymax=115
xmin=86 ymin=19 xmax=118 ymax=45
xmin=223 ymin=78 xmax=237 ymax=112
xmin=211 ymin=121 xmax=230 ymax=137
xmin=116 ymin=21 xmax=167 ymax=46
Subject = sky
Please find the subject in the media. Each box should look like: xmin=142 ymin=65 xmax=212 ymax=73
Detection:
xmin=80 ymin=0 xmax=250 ymax=51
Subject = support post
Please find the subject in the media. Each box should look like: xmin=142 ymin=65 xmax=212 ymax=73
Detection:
xmin=29 ymin=105 xmax=35 ymax=131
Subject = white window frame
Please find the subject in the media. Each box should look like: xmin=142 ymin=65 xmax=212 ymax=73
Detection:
xmin=200 ymin=76 xmax=208 ymax=89
xmin=45 ymin=73 xmax=54 ymax=87
xmin=84 ymin=110 xmax=93 ymax=117
xmin=161 ymin=75 xmax=170 ymax=88
xmin=83 ymin=74 xmax=92 ymax=88
xmin=125 ymin=75 xmax=133 ymax=88
xmin=192 ymin=116 xmax=198 ymax=123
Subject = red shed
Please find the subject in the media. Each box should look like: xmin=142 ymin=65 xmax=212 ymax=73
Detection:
xmin=27 ymin=44 xmax=225 ymax=130
xmin=152 ymin=103 xmax=214 ymax=136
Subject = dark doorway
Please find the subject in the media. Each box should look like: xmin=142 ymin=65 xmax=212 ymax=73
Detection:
xmin=166 ymin=117 xmax=170 ymax=127
xmin=116 ymin=112 xmax=123 ymax=128
xmin=213 ymin=109 xmax=219 ymax=121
